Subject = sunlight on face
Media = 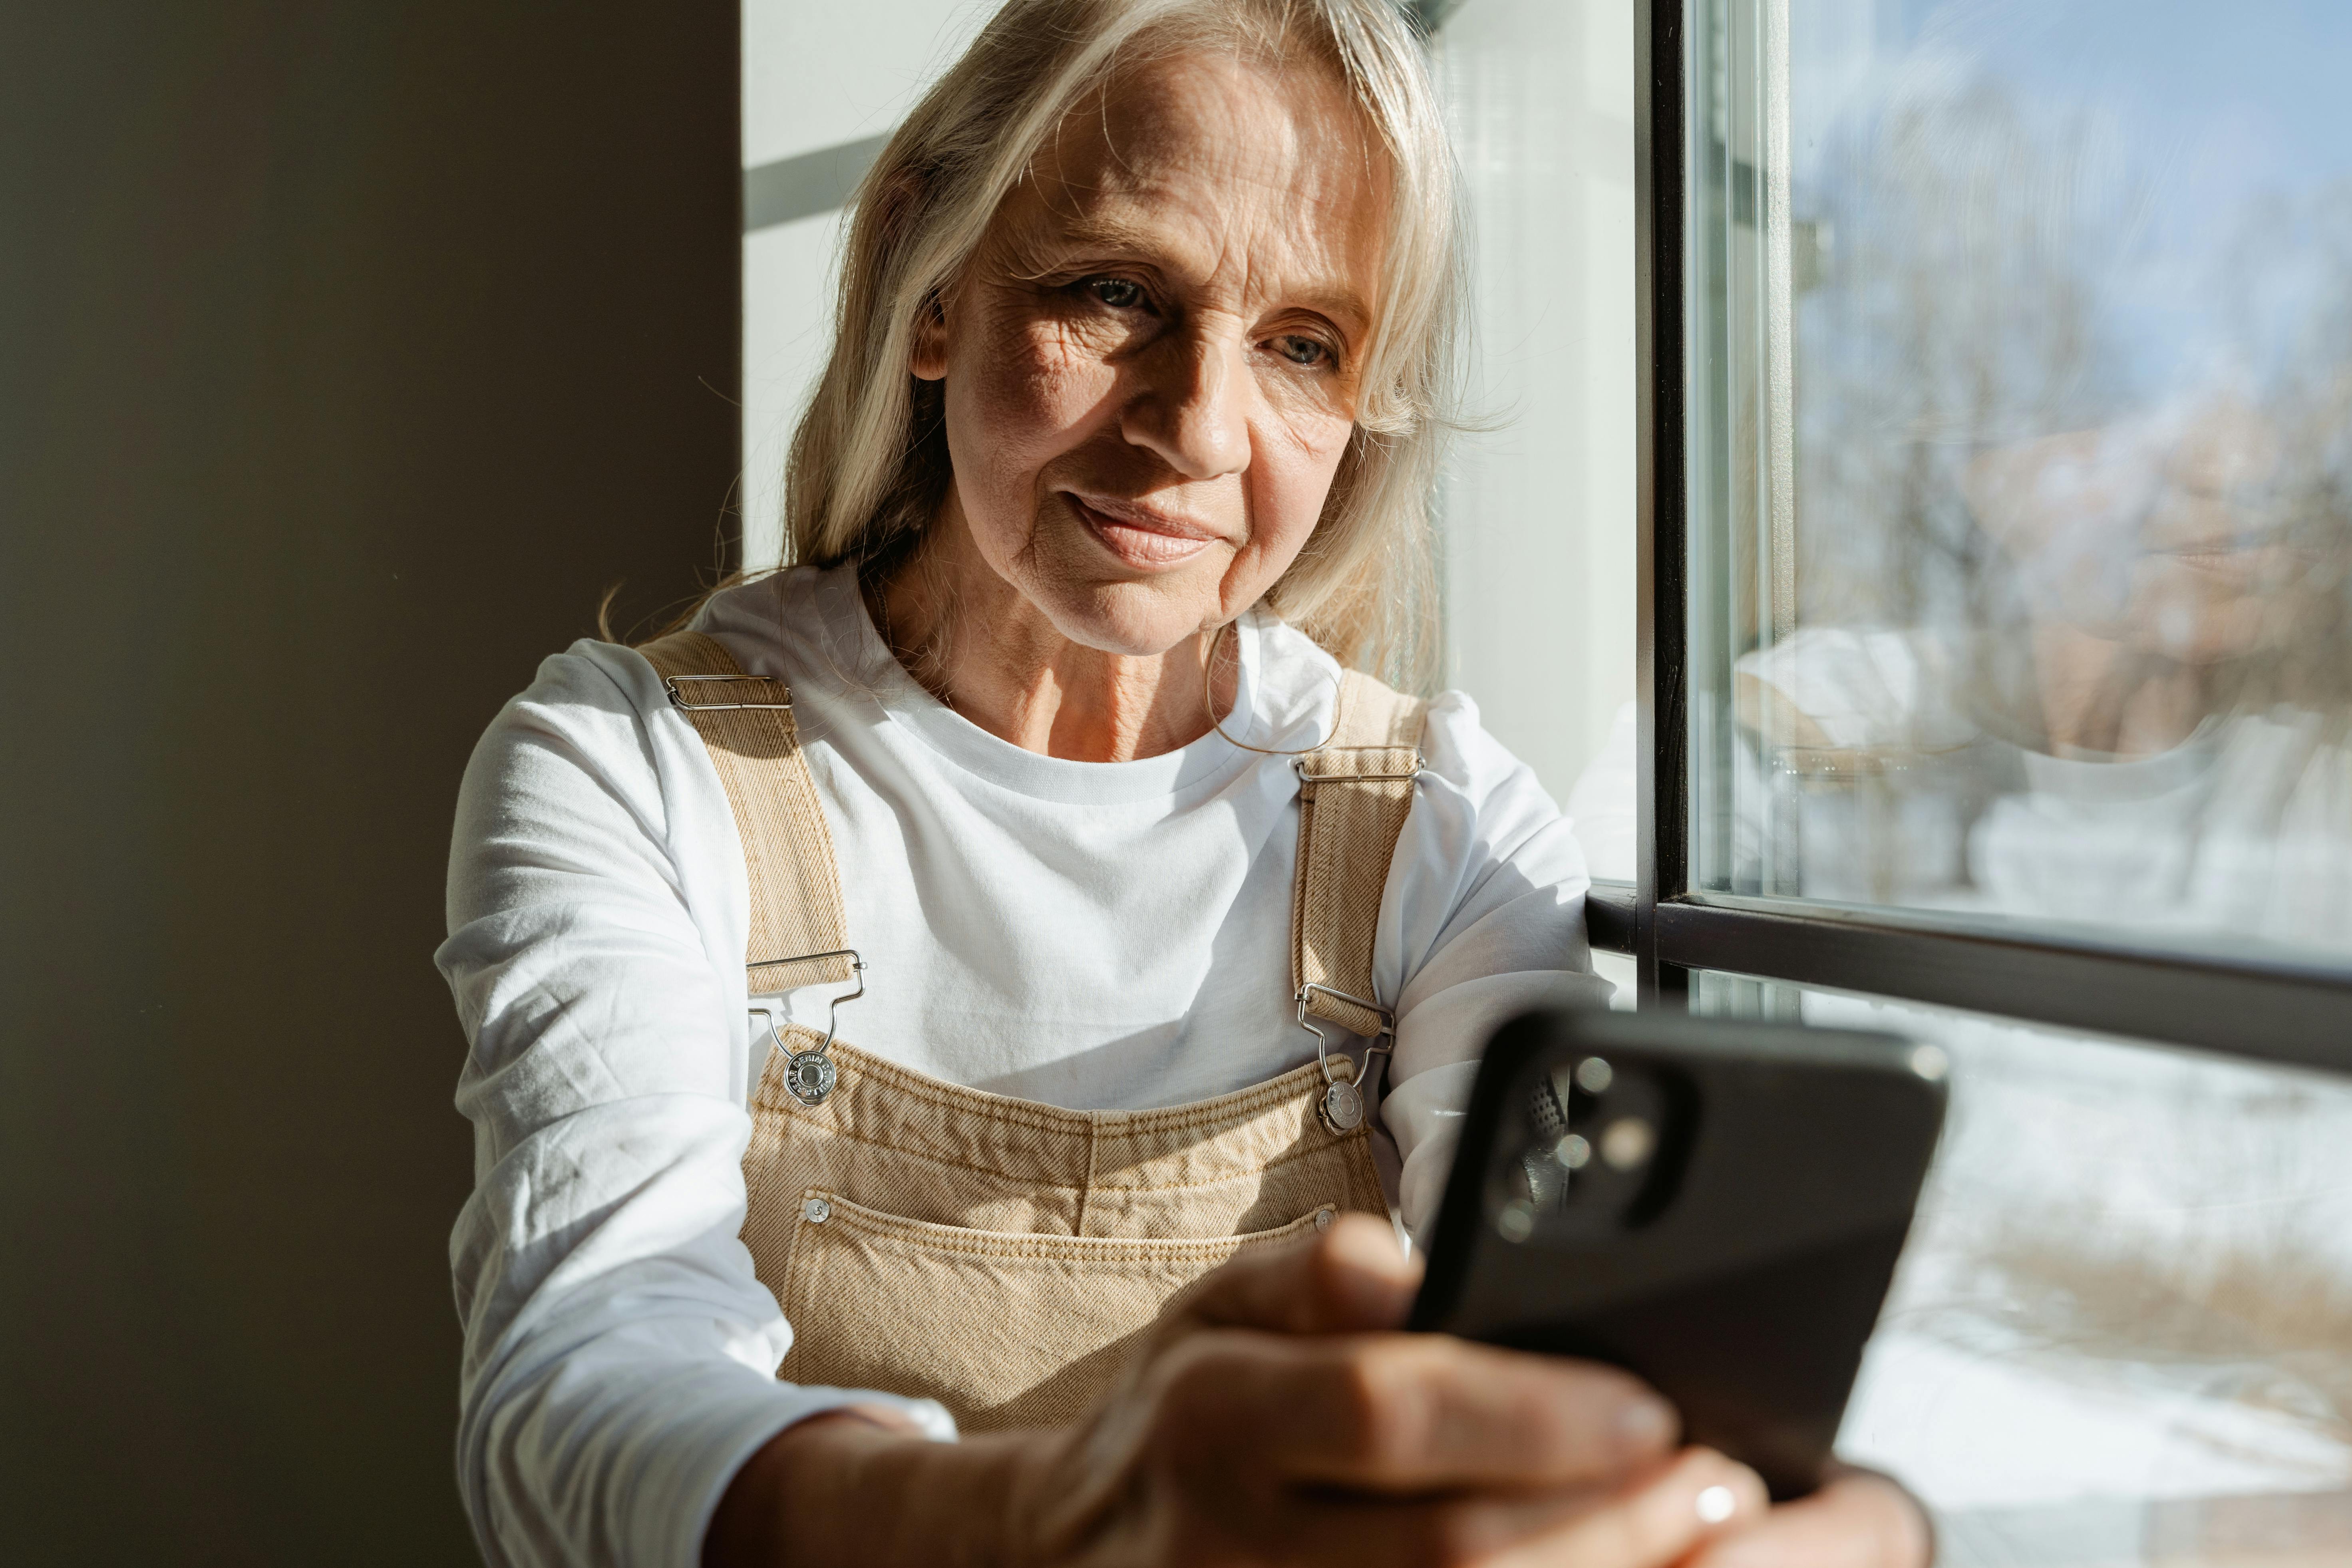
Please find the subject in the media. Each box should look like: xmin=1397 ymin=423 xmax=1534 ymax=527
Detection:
xmin=911 ymin=50 xmax=1390 ymax=656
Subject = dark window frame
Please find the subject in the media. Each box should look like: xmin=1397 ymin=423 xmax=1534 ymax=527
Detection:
xmin=1595 ymin=0 xmax=2352 ymax=1075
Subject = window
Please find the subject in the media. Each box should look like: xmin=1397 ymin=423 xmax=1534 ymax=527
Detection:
xmin=1612 ymin=1 xmax=2352 ymax=1558
xmin=1684 ymin=0 xmax=2352 ymax=967
xmin=1614 ymin=0 xmax=2352 ymax=1066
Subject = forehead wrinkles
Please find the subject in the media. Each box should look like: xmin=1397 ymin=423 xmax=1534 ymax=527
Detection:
xmin=1010 ymin=52 xmax=1386 ymax=319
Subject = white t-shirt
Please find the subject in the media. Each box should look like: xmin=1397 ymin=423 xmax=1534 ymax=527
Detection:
xmin=437 ymin=564 xmax=1605 ymax=1568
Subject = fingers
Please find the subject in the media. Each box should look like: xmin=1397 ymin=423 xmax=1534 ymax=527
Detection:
xmin=1676 ymin=1469 xmax=1932 ymax=1568
xmin=1153 ymin=1325 xmax=1680 ymax=1492
xmin=1039 ymin=1223 xmax=1433 ymax=1552
xmin=1150 ymin=1217 xmax=1680 ymax=1495
xmin=1184 ymin=1212 xmax=1422 ymax=1336
xmin=1254 ymin=1447 xmax=1766 ymax=1568
xmin=1507 ymin=1447 xmax=1768 ymax=1568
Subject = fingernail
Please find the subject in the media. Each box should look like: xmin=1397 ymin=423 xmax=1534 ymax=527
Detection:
xmin=1616 ymin=1395 xmax=1677 ymax=1451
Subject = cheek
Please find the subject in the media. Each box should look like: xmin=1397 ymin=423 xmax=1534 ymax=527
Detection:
xmin=943 ymin=306 xmax=1123 ymax=575
xmin=948 ymin=305 xmax=1113 ymax=482
xmin=1243 ymin=403 xmax=1357 ymax=562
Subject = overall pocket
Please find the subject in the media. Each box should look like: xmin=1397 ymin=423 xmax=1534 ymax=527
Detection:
xmin=777 ymin=1189 xmax=1336 ymax=1431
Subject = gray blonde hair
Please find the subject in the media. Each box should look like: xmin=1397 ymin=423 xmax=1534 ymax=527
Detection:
xmin=782 ymin=0 xmax=1463 ymax=687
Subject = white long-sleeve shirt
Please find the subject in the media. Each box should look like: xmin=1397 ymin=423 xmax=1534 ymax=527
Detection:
xmin=437 ymin=564 xmax=1606 ymax=1568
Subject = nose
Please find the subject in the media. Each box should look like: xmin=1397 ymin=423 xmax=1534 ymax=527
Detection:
xmin=1119 ymin=324 xmax=1253 ymax=481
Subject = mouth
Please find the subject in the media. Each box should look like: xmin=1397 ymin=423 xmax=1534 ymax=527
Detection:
xmin=2157 ymin=537 xmax=2291 ymax=588
xmin=2165 ymin=545 xmax=2257 ymax=578
xmin=1063 ymin=492 xmax=1221 ymax=570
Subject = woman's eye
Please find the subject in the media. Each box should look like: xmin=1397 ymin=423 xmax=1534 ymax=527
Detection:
xmin=1084 ymin=277 xmax=1145 ymax=309
xmin=1271 ymin=335 xmax=1332 ymax=368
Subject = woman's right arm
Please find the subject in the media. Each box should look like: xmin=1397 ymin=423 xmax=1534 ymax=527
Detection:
xmin=438 ymin=647 xmax=947 ymax=1568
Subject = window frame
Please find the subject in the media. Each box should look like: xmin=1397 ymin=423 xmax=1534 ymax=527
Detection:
xmin=1600 ymin=0 xmax=2352 ymax=1075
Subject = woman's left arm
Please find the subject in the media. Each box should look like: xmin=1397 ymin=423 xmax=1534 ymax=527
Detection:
xmin=1372 ymin=696 xmax=1932 ymax=1568
xmin=1374 ymin=692 xmax=1614 ymax=1241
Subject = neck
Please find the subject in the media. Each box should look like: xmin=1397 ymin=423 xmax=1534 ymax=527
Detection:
xmin=863 ymin=508 xmax=1240 ymax=764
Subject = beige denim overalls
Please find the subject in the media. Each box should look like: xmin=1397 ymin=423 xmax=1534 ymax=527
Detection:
xmin=643 ymin=630 xmax=1426 ymax=1432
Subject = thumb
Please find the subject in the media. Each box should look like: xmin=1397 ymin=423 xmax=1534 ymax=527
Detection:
xmin=1184 ymin=1212 xmax=1421 ymax=1336
xmin=1028 ymin=1215 xmax=1425 ymax=1554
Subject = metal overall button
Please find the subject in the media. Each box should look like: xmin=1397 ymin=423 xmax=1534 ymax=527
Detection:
xmin=748 ymin=950 xmax=867 ymax=1109
xmin=784 ymin=1050 xmax=838 ymax=1107
xmin=802 ymin=1195 xmax=831 ymax=1224
xmin=1297 ymin=982 xmax=1391 ymax=1136
xmin=1320 ymin=1073 xmax=1365 ymax=1134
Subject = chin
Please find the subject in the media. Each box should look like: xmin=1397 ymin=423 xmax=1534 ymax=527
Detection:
xmin=1034 ymin=576 xmax=1215 ymax=659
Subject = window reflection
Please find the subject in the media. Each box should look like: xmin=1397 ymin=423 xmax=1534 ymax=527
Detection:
xmin=1686 ymin=0 xmax=2352 ymax=959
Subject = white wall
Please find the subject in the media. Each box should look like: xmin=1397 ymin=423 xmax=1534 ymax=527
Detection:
xmin=741 ymin=0 xmax=992 ymax=570
xmin=1433 ymin=0 xmax=1638 ymax=808
xmin=742 ymin=0 xmax=1640 ymax=814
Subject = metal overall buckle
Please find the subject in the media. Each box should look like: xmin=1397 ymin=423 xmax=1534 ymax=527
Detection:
xmin=747 ymin=949 xmax=865 ymax=1107
xmin=1296 ymin=982 xmax=1394 ymax=1135
xmin=663 ymin=672 xmax=793 ymax=712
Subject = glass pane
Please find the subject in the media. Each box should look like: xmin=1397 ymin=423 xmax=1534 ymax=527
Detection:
xmin=1695 ymin=973 xmax=2352 ymax=1565
xmin=1684 ymin=0 xmax=2352 ymax=964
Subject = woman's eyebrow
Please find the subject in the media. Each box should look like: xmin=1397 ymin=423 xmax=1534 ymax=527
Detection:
xmin=1044 ymin=214 xmax=1372 ymax=332
xmin=1043 ymin=212 xmax=1163 ymax=255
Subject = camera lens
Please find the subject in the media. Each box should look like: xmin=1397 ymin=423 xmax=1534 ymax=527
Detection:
xmin=1600 ymin=1116 xmax=1656 ymax=1171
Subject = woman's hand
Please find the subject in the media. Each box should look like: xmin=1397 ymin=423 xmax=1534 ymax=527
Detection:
xmin=709 ymin=1215 xmax=1927 ymax=1568
xmin=1673 ymin=1466 xmax=1931 ymax=1568
xmin=1007 ymin=1215 xmax=1757 ymax=1568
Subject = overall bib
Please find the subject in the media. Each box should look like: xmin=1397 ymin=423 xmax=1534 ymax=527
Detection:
xmin=643 ymin=630 xmax=1426 ymax=1432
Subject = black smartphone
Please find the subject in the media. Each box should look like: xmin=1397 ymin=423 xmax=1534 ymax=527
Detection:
xmin=1408 ymin=1006 xmax=1948 ymax=1500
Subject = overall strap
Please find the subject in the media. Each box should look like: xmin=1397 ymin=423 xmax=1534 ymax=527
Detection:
xmin=639 ymin=631 xmax=855 ymax=993
xmin=1291 ymin=668 xmax=1428 ymax=1041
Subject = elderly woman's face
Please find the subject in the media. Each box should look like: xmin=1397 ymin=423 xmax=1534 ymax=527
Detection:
xmin=911 ymin=51 xmax=1388 ymax=656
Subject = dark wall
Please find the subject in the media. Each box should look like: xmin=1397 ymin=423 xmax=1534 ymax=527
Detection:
xmin=0 ymin=6 xmax=739 ymax=1562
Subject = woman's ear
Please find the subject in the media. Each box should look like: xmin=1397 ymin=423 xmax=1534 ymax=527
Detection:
xmin=909 ymin=295 xmax=950 ymax=382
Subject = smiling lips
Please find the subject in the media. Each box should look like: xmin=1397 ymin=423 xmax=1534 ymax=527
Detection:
xmin=1065 ymin=492 xmax=1221 ymax=570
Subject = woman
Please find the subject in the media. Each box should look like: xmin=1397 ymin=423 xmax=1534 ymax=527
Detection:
xmin=440 ymin=2 xmax=1928 ymax=1565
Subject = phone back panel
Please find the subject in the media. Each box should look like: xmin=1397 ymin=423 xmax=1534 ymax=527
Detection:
xmin=1408 ymin=1008 xmax=1947 ymax=1499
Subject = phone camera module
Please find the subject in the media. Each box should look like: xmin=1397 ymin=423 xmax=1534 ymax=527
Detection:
xmin=1492 ymin=1049 xmax=1690 ymax=1238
